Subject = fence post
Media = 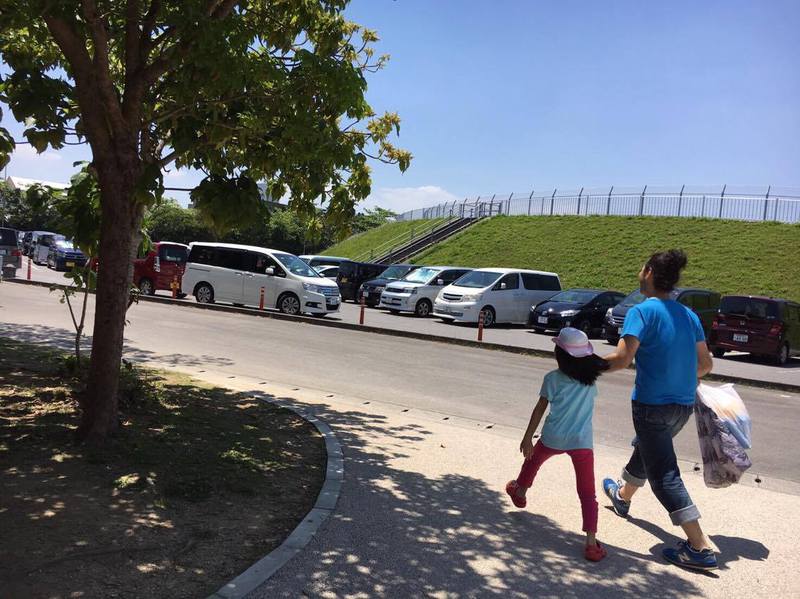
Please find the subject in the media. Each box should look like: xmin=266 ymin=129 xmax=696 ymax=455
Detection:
xmin=701 ymin=195 xmax=706 ymax=217
xmin=638 ymin=185 xmax=647 ymax=216
xmin=718 ymin=184 xmax=726 ymax=219
xmin=678 ymin=184 xmax=685 ymax=217
xmin=527 ymin=189 xmax=534 ymax=216
xmin=507 ymin=192 xmax=513 ymax=215
xmin=550 ymin=188 xmax=557 ymax=216
xmin=577 ymin=187 xmax=584 ymax=215
xmin=763 ymin=185 xmax=771 ymax=221
xmin=606 ymin=186 xmax=613 ymax=216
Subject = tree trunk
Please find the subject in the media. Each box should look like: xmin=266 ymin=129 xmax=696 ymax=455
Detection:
xmin=77 ymin=159 xmax=143 ymax=443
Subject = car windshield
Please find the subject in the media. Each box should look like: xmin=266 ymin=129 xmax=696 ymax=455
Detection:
xmin=0 ymin=229 xmax=17 ymax=245
xmin=621 ymin=290 xmax=646 ymax=307
xmin=720 ymin=297 xmax=780 ymax=319
xmin=548 ymin=290 xmax=598 ymax=304
xmin=403 ymin=267 xmax=441 ymax=284
xmin=453 ymin=270 xmax=502 ymax=289
xmin=275 ymin=253 xmax=320 ymax=278
xmin=379 ymin=265 xmax=412 ymax=280
xmin=54 ymin=240 xmax=74 ymax=250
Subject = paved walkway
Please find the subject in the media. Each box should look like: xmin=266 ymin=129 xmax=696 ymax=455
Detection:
xmin=167 ymin=367 xmax=795 ymax=599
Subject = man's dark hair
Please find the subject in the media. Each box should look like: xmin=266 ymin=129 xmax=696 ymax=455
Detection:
xmin=554 ymin=346 xmax=609 ymax=386
xmin=645 ymin=249 xmax=688 ymax=292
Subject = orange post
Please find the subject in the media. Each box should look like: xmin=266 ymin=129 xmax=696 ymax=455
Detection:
xmin=477 ymin=310 xmax=485 ymax=341
xmin=359 ymin=293 xmax=366 ymax=325
xmin=170 ymin=275 xmax=179 ymax=299
xmin=27 ymin=255 xmax=32 ymax=280
xmin=259 ymin=286 xmax=265 ymax=310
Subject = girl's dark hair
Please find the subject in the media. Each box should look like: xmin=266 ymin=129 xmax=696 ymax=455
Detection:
xmin=645 ymin=249 xmax=688 ymax=292
xmin=555 ymin=346 xmax=609 ymax=386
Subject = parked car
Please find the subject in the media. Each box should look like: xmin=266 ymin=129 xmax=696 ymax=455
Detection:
xmin=46 ymin=239 xmax=88 ymax=271
xmin=358 ymin=264 xmax=417 ymax=307
xmin=529 ymin=288 xmax=626 ymax=336
xmin=314 ymin=265 xmax=340 ymax=280
xmin=336 ymin=260 xmax=388 ymax=302
xmin=133 ymin=242 xmax=189 ymax=295
xmin=708 ymin=295 xmax=800 ymax=366
xmin=299 ymin=254 xmax=348 ymax=268
xmin=22 ymin=230 xmax=57 ymax=257
xmin=434 ymin=268 xmax=562 ymax=327
xmin=0 ymin=227 xmax=22 ymax=269
xmin=31 ymin=233 xmax=66 ymax=264
xmin=380 ymin=266 xmax=472 ymax=317
xmin=602 ymin=287 xmax=722 ymax=342
xmin=182 ymin=242 xmax=341 ymax=316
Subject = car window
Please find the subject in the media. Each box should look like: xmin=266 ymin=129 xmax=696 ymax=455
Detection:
xmin=216 ymin=249 xmax=246 ymax=270
xmin=0 ymin=229 xmax=17 ymax=246
xmin=678 ymin=293 xmax=693 ymax=307
xmin=440 ymin=269 xmax=468 ymax=284
xmin=496 ymin=273 xmax=519 ymax=290
xmin=244 ymin=252 xmax=279 ymax=274
xmin=189 ymin=246 xmax=216 ymax=266
xmin=694 ymin=294 xmax=710 ymax=309
xmin=522 ymin=273 xmax=560 ymax=291
xmin=720 ymin=296 xmax=780 ymax=319
xmin=275 ymin=253 xmax=319 ymax=277
xmin=159 ymin=244 xmax=188 ymax=263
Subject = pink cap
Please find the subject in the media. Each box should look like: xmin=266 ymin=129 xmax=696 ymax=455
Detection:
xmin=552 ymin=327 xmax=594 ymax=358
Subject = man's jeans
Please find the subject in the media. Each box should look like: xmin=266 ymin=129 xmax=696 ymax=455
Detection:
xmin=622 ymin=401 xmax=701 ymax=526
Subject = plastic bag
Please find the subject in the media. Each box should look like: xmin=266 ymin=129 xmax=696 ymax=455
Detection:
xmin=695 ymin=384 xmax=752 ymax=489
xmin=696 ymin=383 xmax=752 ymax=449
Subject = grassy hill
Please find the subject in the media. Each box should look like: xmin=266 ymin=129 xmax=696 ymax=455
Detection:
xmin=322 ymin=218 xmax=445 ymax=261
xmin=410 ymin=216 xmax=800 ymax=299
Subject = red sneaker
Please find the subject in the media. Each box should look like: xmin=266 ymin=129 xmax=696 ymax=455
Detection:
xmin=505 ymin=480 xmax=527 ymax=508
xmin=585 ymin=541 xmax=608 ymax=562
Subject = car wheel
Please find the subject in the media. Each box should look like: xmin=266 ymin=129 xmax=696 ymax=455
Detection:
xmin=480 ymin=306 xmax=496 ymax=328
xmin=278 ymin=293 xmax=301 ymax=315
xmin=194 ymin=282 xmax=214 ymax=304
xmin=775 ymin=343 xmax=790 ymax=366
xmin=576 ymin=319 xmax=592 ymax=337
xmin=712 ymin=348 xmax=726 ymax=359
xmin=138 ymin=277 xmax=155 ymax=296
xmin=414 ymin=299 xmax=432 ymax=317
xmin=532 ymin=327 xmax=545 ymax=334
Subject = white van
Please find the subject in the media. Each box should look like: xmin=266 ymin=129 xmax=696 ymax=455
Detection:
xmin=182 ymin=242 xmax=341 ymax=316
xmin=379 ymin=266 xmax=472 ymax=317
xmin=433 ymin=268 xmax=561 ymax=326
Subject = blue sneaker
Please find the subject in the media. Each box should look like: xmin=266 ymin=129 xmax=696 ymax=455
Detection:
xmin=602 ymin=478 xmax=630 ymax=517
xmin=662 ymin=540 xmax=718 ymax=571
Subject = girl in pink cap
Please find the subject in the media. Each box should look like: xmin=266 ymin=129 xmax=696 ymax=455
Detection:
xmin=505 ymin=327 xmax=610 ymax=561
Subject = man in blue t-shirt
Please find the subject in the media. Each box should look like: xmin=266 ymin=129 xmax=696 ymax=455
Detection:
xmin=602 ymin=250 xmax=717 ymax=571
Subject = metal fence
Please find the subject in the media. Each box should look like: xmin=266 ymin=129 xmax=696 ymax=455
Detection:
xmin=395 ymin=185 xmax=800 ymax=224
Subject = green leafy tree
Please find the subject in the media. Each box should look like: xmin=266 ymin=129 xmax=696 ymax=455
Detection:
xmin=0 ymin=181 xmax=63 ymax=231
xmin=0 ymin=1 xmax=410 ymax=443
xmin=146 ymin=200 xmax=214 ymax=245
xmin=351 ymin=206 xmax=396 ymax=234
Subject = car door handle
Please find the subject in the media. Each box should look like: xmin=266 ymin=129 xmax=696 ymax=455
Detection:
xmin=244 ymin=273 xmax=254 ymax=277
xmin=234 ymin=272 xmax=243 ymax=276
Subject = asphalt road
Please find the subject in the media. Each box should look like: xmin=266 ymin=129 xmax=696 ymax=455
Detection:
xmin=18 ymin=262 xmax=800 ymax=386
xmin=1 ymin=283 xmax=798 ymax=487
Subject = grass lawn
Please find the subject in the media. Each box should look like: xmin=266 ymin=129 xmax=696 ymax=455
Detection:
xmin=0 ymin=338 xmax=325 ymax=599
xmin=323 ymin=218 xmax=445 ymax=261
xmin=411 ymin=215 xmax=800 ymax=299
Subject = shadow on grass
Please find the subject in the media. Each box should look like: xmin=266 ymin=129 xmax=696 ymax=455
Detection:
xmin=0 ymin=338 xmax=324 ymax=599
xmin=244 ymin=393 xmax=760 ymax=598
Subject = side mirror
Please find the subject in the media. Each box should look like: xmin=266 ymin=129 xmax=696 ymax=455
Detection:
xmin=265 ymin=266 xmax=275 ymax=276
xmin=436 ymin=278 xmax=444 ymax=286
xmin=500 ymin=282 xmax=507 ymax=290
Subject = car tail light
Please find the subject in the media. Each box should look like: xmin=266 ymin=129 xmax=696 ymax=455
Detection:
xmin=711 ymin=316 xmax=719 ymax=330
xmin=768 ymin=323 xmax=783 ymax=337
xmin=11 ymin=249 xmax=21 ymax=257
xmin=154 ymin=257 xmax=161 ymax=273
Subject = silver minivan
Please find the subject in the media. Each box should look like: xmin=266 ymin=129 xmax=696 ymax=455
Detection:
xmin=380 ymin=266 xmax=472 ymax=317
xmin=182 ymin=242 xmax=341 ymax=316
xmin=434 ymin=268 xmax=561 ymax=326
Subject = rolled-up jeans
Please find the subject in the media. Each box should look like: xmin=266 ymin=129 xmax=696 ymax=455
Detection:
xmin=622 ymin=401 xmax=701 ymax=526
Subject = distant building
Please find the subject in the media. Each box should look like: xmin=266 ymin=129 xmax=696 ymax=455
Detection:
xmin=4 ymin=176 xmax=69 ymax=192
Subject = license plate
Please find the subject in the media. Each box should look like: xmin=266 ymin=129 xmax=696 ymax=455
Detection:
xmin=340 ymin=277 xmax=348 ymax=283
xmin=733 ymin=334 xmax=748 ymax=343
xmin=66 ymin=261 xmax=75 ymax=267
xmin=616 ymin=327 xmax=622 ymax=335
xmin=0 ymin=249 xmax=6 ymax=255
xmin=329 ymin=297 xmax=340 ymax=305
xmin=537 ymin=316 xmax=548 ymax=324
xmin=362 ymin=291 xmax=369 ymax=297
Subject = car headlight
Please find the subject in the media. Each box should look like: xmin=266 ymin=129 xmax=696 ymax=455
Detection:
xmin=402 ymin=287 xmax=417 ymax=295
xmin=302 ymin=283 xmax=322 ymax=293
xmin=560 ymin=309 xmax=579 ymax=317
xmin=462 ymin=293 xmax=482 ymax=302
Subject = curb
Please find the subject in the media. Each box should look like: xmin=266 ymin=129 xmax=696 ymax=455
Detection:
xmin=208 ymin=395 xmax=343 ymax=599
xmin=8 ymin=277 xmax=800 ymax=394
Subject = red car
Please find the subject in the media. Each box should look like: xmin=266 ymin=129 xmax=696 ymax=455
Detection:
xmin=133 ymin=242 xmax=189 ymax=295
xmin=709 ymin=295 xmax=800 ymax=366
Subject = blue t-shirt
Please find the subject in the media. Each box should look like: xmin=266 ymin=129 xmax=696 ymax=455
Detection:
xmin=539 ymin=369 xmax=596 ymax=450
xmin=621 ymin=298 xmax=705 ymax=406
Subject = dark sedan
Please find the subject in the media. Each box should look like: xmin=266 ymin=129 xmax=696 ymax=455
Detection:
xmin=47 ymin=239 xmax=88 ymax=271
xmin=529 ymin=288 xmax=626 ymax=337
xmin=358 ymin=264 xmax=417 ymax=307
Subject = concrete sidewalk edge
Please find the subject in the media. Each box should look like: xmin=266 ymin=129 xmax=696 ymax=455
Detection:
xmin=7 ymin=278 xmax=799 ymax=394
xmin=206 ymin=396 xmax=343 ymax=599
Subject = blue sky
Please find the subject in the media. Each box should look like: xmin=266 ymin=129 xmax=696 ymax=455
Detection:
xmin=3 ymin=0 xmax=799 ymax=212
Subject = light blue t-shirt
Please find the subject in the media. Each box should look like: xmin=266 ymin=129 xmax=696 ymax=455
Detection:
xmin=621 ymin=297 xmax=705 ymax=406
xmin=539 ymin=369 xmax=596 ymax=450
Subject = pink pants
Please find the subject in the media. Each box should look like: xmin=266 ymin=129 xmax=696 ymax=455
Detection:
xmin=516 ymin=440 xmax=598 ymax=533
